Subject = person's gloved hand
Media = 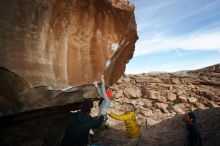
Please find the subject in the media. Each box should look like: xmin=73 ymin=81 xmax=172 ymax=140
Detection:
xmin=101 ymin=75 xmax=105 ymax=83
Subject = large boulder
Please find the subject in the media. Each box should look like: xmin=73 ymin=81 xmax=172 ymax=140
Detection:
xmin=166 ymin=92 xmax=177 ymax=101
xmin=155 ymin=102 xmax=168 ymax=113
xmin=124 ymin=86 xmax=142 ymax=98
xmin=0 ymin=0 xmax=138 ymax=116
xmin=145 ymin=90 xmax=161 ymax=100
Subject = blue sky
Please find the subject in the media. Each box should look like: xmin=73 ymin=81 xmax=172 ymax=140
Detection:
xmin=126 ymin=0 xmax=220 ymax=74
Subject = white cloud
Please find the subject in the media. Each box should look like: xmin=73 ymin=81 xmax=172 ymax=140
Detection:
xmin=132 ymin=0 xmax=220 ymax=56
xmin=134 ymin=31 xmax=220 ymax=56
xmin=135 ymin=0 xmax=220 ymax=33
xmin=126 ymin=57 xmax=220 ymax=74
xmin=127 ymin=0 xmax=220 ymax=74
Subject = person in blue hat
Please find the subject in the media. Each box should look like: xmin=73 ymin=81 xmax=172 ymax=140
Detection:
xmin=93 ymin=75 xmax=113 ymax=121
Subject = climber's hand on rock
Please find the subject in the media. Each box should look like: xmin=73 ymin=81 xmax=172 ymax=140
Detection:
xmin=101 ymin=75 xmax=105 ymax=82
xmin=92 ymin=81 xmax=98 ymax=87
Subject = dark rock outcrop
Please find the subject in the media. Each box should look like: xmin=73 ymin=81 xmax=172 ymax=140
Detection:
xmin=0 ymin=101 xmax=87 ymax=146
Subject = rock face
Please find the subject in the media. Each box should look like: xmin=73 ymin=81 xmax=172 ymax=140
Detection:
xmin=0 ymin=101 xmax=88 ymax=146
xmin=109 ymin=64 xmax=220 ymax=127
xmin=0 ymin=0 xmax=138 ymax=116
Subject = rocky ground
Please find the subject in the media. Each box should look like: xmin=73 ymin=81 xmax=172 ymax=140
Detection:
xmin=92 ymin=108 xmax=220 ymax=146
xmin=91 ymin=64 xmax=220 ymax=146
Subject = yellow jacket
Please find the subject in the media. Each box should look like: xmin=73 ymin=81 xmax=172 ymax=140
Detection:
xmin=109 ymin=111 xmax=141 ymax=138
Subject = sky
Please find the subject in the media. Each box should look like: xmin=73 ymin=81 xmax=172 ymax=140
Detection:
xmin=126 ymin=0 xmax=220 ymax=74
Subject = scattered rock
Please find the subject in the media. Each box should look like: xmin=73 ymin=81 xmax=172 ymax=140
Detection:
xmin=148 ymin=77 xmax=162 ymax=83
xmin=114 ymin=90 xmax=124 ymax=99
xmin=188 ymin=97 xmax=198 ymax=104
xmin=207 ymin=101 xmax=219 ymax=108
xmin=156 ymin=96 xmax=167 ymax=103
xmin=200 ymin=76 xmax=209 ymax=81
xmin=141 ymin=109 xmax=153 ymax=117
xmin=136 ymin=99 xmax=145 ymax=106
xmin=177 ymin=90 xmax=183 ymax=96
xmin=212 ymin=96 xmax=220 ymax=102
xmin=173 ymin=104 xmax=185 ymax=114
xmin=109 ymin=64 xmax=219 ymax=129
xmin=124 ymin=86 xmax=141 ymax=98
xmin=155 ymin=102 xmax=168 ymax=113
xmin=117 ymin=78 xmax=123 ymax=84
xmin=146 ymin=90 xmax=160 ymax=100
xmin=166 ymin=92 xmax=177 ymax=101
xmin=134 ymin=77 xmax=148 ymax=83
xmin=146 ymin=117 xmax=160 ymax=126
xmin=171 ymin=78 xmax=181 ymax=84
xmin=195 ymin=102 xmax=206 ymax=109
xmin=142 ymin=99 xmax=153 ymax=107
xmin=178 ymin=95 xmax=188 ymax=103
xmin=122 ymin=77 xmax=130 ymax=83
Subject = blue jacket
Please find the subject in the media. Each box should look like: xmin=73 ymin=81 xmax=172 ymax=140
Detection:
xmin=61 ymin=111 xmax=104 ymax=146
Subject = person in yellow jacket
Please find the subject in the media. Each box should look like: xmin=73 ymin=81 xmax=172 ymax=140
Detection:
xmin=108 ymin=103 xmax=141 ymax=146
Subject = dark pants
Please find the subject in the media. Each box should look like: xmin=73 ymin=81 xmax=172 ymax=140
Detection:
xmin=187 ymin=124 xmax=203 ymax=146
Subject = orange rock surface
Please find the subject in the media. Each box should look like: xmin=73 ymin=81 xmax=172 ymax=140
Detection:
xmin=0 ymin=0 xmax=138 ymax=89
xmin=0 ymin=0 xmax=138 ymax=116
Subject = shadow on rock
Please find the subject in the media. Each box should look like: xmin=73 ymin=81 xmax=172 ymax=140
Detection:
xmin=0 ymin=107 xmax=219 ymax=146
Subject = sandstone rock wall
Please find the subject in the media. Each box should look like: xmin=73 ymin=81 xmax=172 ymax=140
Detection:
xmin=0 ymin=0 xmax=137 ymax=88
xmin=0 ymin=0 xmax=138 ymax=116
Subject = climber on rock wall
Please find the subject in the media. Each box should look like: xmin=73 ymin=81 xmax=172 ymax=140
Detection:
xmin=93 ymin=75 xmax=113 ymax=122
xmin=108 ymin=103 xmax=142 ymax=146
